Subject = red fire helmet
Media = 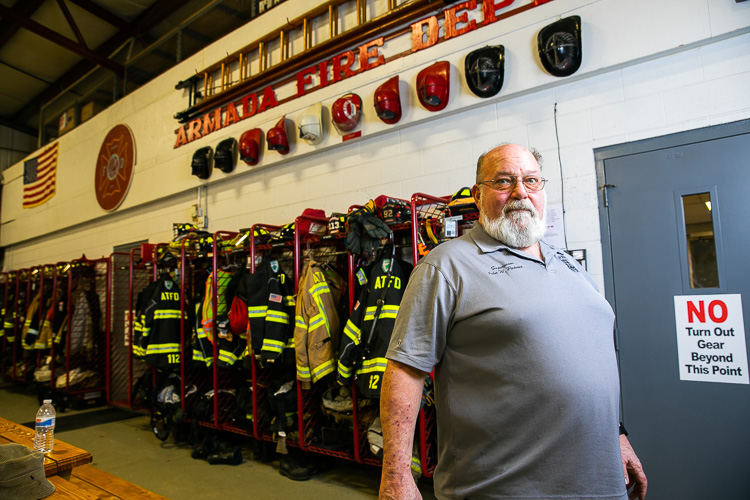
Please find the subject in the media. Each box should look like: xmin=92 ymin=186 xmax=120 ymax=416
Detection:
xmin=267 ymin=116 xmax=289 ymax=155
xmin=331 ymin=93 xmax=362 ymax=133
xmin=239 ymin=128 xmax=262 ymax=166
xmin=374 ymin=76 xmax=402 ymax=124
xmin=417 ymin=61 xmax=450 ymax=112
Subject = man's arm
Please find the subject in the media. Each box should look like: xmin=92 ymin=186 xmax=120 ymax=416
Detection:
xmin=620 ymin=434 xmax=647 ymax=500
xmin=379 ymin=359 xmax=428 ymax=500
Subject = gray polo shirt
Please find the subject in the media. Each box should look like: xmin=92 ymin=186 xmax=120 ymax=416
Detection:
xmin=387 ymin=224 xmax=625 ymax=500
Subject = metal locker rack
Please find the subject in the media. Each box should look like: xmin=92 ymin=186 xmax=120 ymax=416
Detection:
xmin=107 ymin=250 xmax=154 ymax=408
xmin=24 ymin=264 xmax=56 ymax=392
xmin=202 ymin=230 xmax=254 ymax=436
xmin=175 ymin=239 xmax=214 ymax=433
xmin=290 ymin=212 xmax=360 ymax=462
xmin=5 ymin=269 xmax=29 ymax=382
xmin=20 ymin=266 xmax=42 ymax=380
xmin=0 ymin=273 xmax=9 ymax=378
xmin=47 ymin=262 xmax=70 ymax=396
xmin=58 ymin=257 xmax=109 ymax=405
xmin=247 ymin=223 xmax=296 ymax=444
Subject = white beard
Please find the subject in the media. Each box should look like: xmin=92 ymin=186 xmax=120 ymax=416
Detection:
xmin=479 ymin=195 xmax=547 ymax=248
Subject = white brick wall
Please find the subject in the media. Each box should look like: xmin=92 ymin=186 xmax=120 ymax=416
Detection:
xmin=2 ymin=0 xmax=749 ymax=294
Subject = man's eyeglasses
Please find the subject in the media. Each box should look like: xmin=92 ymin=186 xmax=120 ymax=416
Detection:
xmin=477 ymin=175 xmax=547 ymax=192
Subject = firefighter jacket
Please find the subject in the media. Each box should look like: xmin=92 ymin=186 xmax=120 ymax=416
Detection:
xmin=133 ymin=280 xmax=159 ymax=359
xmin=237 ymin=258 xmax=295 ymax=365
xmin=69 ymin=280 xmax=102 ymax=356
xmin=36 ymin=288 xmax=65 ymax=350
xmin=216 ymin=268 xmax=250 ymax=368
xmin=337 ymin=255 xmax=412 ymax=398
xmin=21 ymin=292 xmax=42 ymax=350
xmin=293 ymin=260 xmax=343 ymax=389
xmin=2 ymin=288 xmax=15 ymax=342
xmin=191 ymin=295 xmax=213 ymax=367
xmin=200 ymin=269 xmax=232 ymax=344
xmin=142 ymin=275 xmax=190 ymax=369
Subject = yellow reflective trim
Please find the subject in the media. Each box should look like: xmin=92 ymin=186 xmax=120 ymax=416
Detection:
xmin=343 ymin=321 xmax=360 ymax=344
xmin=337 ymin=360 xmax=352 ymax=378
xmin=262 ymin=338 xmax=284 ymax=353
xmin=357 ymin=357 xmax=388 ymax=374
xmin=311 ymin=359 xmax=334 ymax=381
xmin=145 ymin=343 xmax=180 ymax=354
xmin=296 ymin=364 xmax=311 ymax=376
xmin=248 ymin=306 xmax=267 ymax=318
xmin=154 ymin=310 xmax=184 ymax=319
xmin=267 ymin=311 xmax=289 ymax=324
xmin=309 ymin=281 xmax=330 ymax=296
xmin=308 ymin=315 xmax=325 ymax=331
xmin=411 ymin=456 xmax=422 ymax=474
xmin=218 ymin=351 xmax=238 ymax=365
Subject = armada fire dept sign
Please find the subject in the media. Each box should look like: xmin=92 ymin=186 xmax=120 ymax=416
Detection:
xmin=96 ymin=124 xmax=135 ymax=211
xmin=674 ymin=294 xmax=749 ymax=385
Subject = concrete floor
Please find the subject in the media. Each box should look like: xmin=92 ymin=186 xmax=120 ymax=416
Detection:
xmin=0 ymin=380 xmax=437 ymax=500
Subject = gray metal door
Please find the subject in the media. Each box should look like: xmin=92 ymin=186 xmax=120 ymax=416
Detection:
xmin=597 ymin=123 xmax=750 ymax=500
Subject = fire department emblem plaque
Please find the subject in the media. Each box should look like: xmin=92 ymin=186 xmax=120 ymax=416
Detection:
xmin=95 ymin=124 xmax=135 ymax=211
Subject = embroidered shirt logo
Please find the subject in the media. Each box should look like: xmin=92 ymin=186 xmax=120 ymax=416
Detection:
xmin=557 ymin=254 xmax=580 ymax=273
xmin=489 ymin=263 xmax=522 ymax=275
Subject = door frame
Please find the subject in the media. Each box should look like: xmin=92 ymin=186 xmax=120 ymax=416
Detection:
xmin=595 ymin=119 xmax=750 ymax=311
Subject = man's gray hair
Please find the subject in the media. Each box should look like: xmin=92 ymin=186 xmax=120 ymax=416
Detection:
xmin=475 ymin=144 xmax=544 ymax=183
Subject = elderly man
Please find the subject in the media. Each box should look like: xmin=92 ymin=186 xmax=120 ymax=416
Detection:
xmin=379 ymin=144 xmax=647 ymax=500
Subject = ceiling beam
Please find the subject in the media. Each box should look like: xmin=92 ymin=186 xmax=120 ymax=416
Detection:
xmin=56 ymin=0 xmax=88 ymax=48
xmin=0 ymin=116 xmax=37 ymax=136
xmin=67 ymin=0 xmax=133 ymax=33
xmin=10 ymin=0 xmax=202 ymax=126
xmin=0 ymin=0 xmax=45 ymax=50
xmin=0 ymin=4 xmax=123 ymax=75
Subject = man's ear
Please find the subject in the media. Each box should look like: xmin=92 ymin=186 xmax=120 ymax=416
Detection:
xmin=471 ymin=184 xmax=481 ymax=204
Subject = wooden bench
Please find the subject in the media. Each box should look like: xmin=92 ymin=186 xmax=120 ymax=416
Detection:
xmin=0 ymin=417 xmax=164 ymax=499
xmin=48 ymin=464 xmax=168 ymax=499
xmin=0 ymin=416 xmax=92 ymax=478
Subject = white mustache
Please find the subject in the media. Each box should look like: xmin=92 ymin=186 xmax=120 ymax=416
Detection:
xmin=502 ymin=199 xmax=538 ymax=218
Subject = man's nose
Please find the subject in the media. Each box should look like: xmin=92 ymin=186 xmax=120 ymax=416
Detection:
xmin=510 ymin=178 xmax=529 ymax=198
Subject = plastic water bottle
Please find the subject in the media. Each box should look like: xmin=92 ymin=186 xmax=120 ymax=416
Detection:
xmin=33 ymin=399 xmax=56 ymax=454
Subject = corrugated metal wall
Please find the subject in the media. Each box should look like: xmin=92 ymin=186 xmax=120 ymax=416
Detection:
xmin=0 ymin=125 xmax=35 ymax=171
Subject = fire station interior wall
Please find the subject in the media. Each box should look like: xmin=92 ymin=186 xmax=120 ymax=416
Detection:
xmin=1 ymin=0 xmax=749 ymax=292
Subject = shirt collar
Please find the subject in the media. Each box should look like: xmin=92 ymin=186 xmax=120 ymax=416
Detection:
xmin=469 ymin=223 xmax=560 ymax=263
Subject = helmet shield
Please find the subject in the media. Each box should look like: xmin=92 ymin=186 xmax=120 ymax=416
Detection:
xmin=417 ymin=61 xmax=450 ymax=112
xmin=239 ymin=128 xmax=262 ymax=166
xmin=331 ymin=93 xmax=362 ymax=133
xmin=537 ymin=16 xmax=582 ymax=77
xmin=267 ymin=116 xmax=290 ymax=155
xmin=215 ymin=137 xmax=237 ymax=173
xmin=298 ymin=103 xmax=323 ymax=145
xmin=465 ymin=45 xmax=505 ymax=98
xmin=191 ymin=146 xmax=212 ymax=179
xmin=374 ymin=76 xmax=402 ymax=124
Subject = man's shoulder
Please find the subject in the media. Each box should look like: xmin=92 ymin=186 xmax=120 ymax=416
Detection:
xmin=420 ymin=229 xmax=479 ymax=267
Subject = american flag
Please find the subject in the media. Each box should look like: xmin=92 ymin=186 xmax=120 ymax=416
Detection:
xmin=23 ymin=142 xmax=58 ymax=208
